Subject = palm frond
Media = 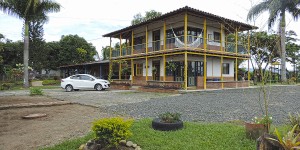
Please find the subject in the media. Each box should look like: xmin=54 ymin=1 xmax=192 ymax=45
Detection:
xmin=247 ymin=1 xmax=271 ymax=21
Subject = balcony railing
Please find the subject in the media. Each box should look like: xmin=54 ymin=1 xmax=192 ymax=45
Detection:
xmin=111 ymin=35 xmax=249 ymax=58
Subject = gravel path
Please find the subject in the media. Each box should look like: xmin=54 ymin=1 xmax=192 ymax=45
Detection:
xmin=101 ymin=86 xmax=300 ymax=124
xmin=44 ymin=89 xmax=174 ymax=107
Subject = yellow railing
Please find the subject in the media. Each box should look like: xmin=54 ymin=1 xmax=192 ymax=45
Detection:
xmin=111 ymin=34 xmax=248 ymax=58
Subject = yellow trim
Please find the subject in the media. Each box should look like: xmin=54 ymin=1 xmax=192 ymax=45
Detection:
xmin=146 ymin=57 xmax=148 ymax=81
xmin=164 ymin=21 xmax=166 ymax=50
xmin=204 ymin=17 xmax=207 ymax=51
xmin=235 ymin=58 xmax=238 ymax=81
xmin=184 ymin=52 xmax=188 ymax=90
xmin=146 ymin=26 xmax=148 ymax=54
xmin=109 ymin=37 xmax=112 ymax=59
xmin=247 ymin=31 xmax=250 ymax=54
xmin=184 ymin=12 xmax=188 ymax=49
xmin=235 ymin=28 xmax=238 ymax=54
xmin=163 ymin=55 xmax=166 ymax=81
xmin=120 ymin=34 xmax=122 ymax=56
xmin=248 ymin=59 xmax=250 ymax=84
xmin=221 ymin=56 xmax=224 ymax=89
xmin=131 ymin=30 xmax=134 ymax=55
xmin=204 ymin=54 xmax=207 ymax=89
xmin=131 ymin=59 xmax=134 ymax=84
xmin=220 ymin=24 xmax=223 ymax=51
xmin=119 ymin=62 xmax=121 ymax=80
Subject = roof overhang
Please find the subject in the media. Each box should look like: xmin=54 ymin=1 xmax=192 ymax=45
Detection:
xmin=103 ymin=6 xmax=258 ymax=38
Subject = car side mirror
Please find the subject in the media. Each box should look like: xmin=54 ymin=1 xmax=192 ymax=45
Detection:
xmin=90 ymin=78 xmax=95 ymax=81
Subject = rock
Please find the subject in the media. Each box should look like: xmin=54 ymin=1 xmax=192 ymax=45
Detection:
xmin=132 ymin=144 xmax=137 ymax=148
xmin=119 ymin=140 xmax=127 ymax=145
xmin=22 ymin=113 xmax=47 ymax=119
xmin=79 ymin=144 xmax=85 ymax=150
xmin=86 ymin=140 xmax=94 ymax=147
xmin=126 ymin=141 xmax=133 ymax=147
xmin=135 ymin=146 xmax=141 ymax=150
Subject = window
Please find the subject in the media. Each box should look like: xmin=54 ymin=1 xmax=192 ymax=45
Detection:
xmin=80 ymin=75 xmax=92 ymax=80
xmin=213 ymin=32 xmax=220 ymax=42
xmin=134 ymin=36 xmax=145 ymax=50
xmin=70 ymin=75 xmax=80 ymax=80
xmin=223 ymin=63 xmax=230 ymax=74
xmin=136 ymin=64 xmax=143 ymax=76
xmin=196 ymin=61 xmax=204 ymax=76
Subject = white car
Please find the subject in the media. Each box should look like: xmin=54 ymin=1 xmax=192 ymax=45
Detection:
xmin=61 ymin=74 xmax=110 ymax=92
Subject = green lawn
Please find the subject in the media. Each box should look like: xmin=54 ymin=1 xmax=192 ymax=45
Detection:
xmin=41 ymin=119 xmax=259 ymax=150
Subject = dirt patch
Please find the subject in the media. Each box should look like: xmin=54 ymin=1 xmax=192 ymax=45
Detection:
xmin=0 ymin=96 xmax=59 ymax=105
xmin=0 ymin=96 xmax=112 ymax=150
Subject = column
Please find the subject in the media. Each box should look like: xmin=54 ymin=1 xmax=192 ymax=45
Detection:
xmin=184 ymin=52 xmax=188 ymax=90
xmin=184 ymin=12 xmax=188 ymax=49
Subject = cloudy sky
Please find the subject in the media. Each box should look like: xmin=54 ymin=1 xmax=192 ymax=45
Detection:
xmin=0 ymin=0 xmax=299 ymax=67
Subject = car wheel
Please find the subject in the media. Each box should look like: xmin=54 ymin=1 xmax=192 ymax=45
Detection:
xmin=65 ymin=85 xmax=73 ymax=92
xmin=95 ymin=84 xmax=103 ymax=91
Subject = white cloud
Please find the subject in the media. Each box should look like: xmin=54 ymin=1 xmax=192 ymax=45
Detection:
xmin=0 ymin=0 xmax=299 ymax=70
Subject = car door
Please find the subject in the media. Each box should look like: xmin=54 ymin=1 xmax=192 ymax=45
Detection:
xmin=70 ymin=75 xmax=81 ymax=89
xmin=80 ymin=75 xmax=95 ymax=89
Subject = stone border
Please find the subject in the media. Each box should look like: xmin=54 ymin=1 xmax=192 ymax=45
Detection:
xmin=0 ymin=101 xmax=73 ymax=110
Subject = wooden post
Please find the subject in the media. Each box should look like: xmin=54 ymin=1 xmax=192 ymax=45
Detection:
xmin=184 ymin=52 xmax=188 ymax=90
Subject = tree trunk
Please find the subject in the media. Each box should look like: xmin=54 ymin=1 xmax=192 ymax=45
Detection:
xmin=23 ymin=21 xmax=29 ymax=88
xmin=280 ymin=13 xmax=287 ymax=82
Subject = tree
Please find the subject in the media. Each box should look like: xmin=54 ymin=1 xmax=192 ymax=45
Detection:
xmin=0 ymin=0 xmax=60 ymax=87
xmin=59 ymin=35 xmax=97 ymax=65
xmin=285 ymin=30 xmax=300 ymax=78
xmin=29 ymin=19 xmax=47 ymax=72
xmin=248 ymin=31 xmax=280 ymax=82
xmin=101 ymin=46 xmax=111 ymax=60
xmin=247 ymin=0 xmax=300 ymax=82
xmin=43 ymin=41 xmax=60 ymax=74
xmin=131 ymin=10 xmax=162 ymax=25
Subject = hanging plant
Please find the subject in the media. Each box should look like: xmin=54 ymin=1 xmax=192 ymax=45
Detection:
xmin=166 ymin=61 xmax=177 ymax=72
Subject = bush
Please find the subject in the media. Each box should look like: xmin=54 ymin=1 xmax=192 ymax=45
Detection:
xmin=42 ymin=79 xmax=60 ymax=85
xmin=92 ymin=117 xmax=133 ymax=148
xmin=30 ymin=87 xmax=44 ymax=96
xmin=288 ymin=112 xmax=300 ymax=133
xmin=159 ymin=112 xmax=181 ymax=123
xmin=0 ymin=83 xmax=13 ymax=90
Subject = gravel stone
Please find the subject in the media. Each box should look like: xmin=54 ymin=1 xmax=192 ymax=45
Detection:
xmin=101 ymin=86 xmax=300 ymax=124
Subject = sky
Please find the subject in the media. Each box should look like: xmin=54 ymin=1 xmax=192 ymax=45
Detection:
xmin=0 ymin=0 xmax=299 ymax=69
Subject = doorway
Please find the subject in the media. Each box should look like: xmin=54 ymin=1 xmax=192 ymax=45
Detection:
xmin=152 ymin=61 xmax=160 ymax=80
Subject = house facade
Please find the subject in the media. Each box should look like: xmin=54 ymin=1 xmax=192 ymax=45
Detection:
xmin=103 ymin=6 xmax=257 ymax=90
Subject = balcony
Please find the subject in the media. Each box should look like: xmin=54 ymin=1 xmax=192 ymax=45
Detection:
xmin=111 ymin=35 xmax=249 ymax=58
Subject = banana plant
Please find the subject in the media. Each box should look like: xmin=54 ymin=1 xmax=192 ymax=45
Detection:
xmin=268 ymin=125 xmax=300 ymax=150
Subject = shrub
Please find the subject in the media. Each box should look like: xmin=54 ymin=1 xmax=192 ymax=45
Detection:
xmin=288 ymin=112 xmax=300 ymax=133
xmin=0 ymin=83 xmax=13 ymax=90
xmin=159 ymin=112 xmax=181 ymax=123
xmin=92 ymin=117 xmax=133 ymax=148
xmin=42 ymin=79 xmax=60 ymax=85
xmin=30 ymin=87 xmax=43 ymax=96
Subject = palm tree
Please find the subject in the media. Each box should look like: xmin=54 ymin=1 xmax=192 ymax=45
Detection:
xmin=0 ymin=0 xmax=60 ymax=87
xmin=247 ymin=0 xmax=300 ymax=82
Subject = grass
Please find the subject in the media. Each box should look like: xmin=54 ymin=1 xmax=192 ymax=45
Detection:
xmin=40 ymin=132 xmax=94 ymax=150
xmin=41 ymin=119 xmax=260 ymax=150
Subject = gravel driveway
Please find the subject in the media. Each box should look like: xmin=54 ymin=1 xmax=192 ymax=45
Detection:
xmin=2 ymin=86 xmax=299 ymax=124
xmin=100 ymin=86 xmax=300 ymax=124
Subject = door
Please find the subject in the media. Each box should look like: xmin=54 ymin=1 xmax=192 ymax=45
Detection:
xmin=188 ymin=62 xmax=196 ymax=86
xmin=152 ymin=61 xmax=160 ymax=81
xmin=80 ymin=75 xmax=95 ymax=89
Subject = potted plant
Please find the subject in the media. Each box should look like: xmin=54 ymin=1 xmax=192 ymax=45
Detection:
xmin=245 ymin=115 xmax=273 ymax=140
xmin=152 ymin=112 xmax=183 ymax=131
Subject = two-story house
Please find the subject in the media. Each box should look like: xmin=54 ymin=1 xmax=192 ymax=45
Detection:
xmin=103 ymin=6 xmax=257 ymax=90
